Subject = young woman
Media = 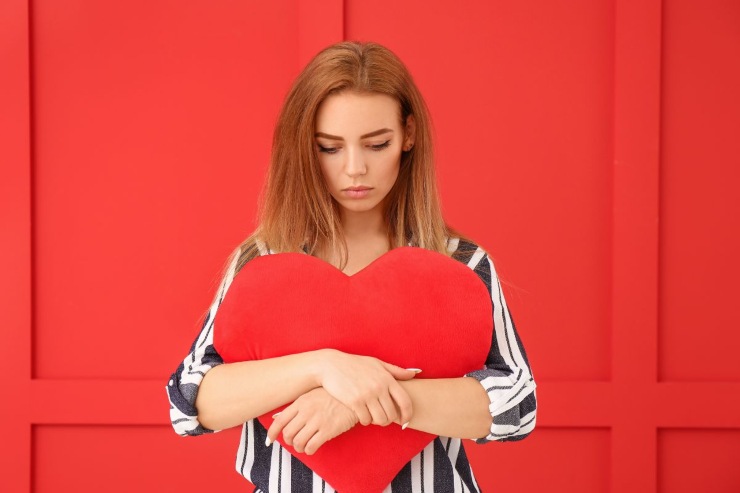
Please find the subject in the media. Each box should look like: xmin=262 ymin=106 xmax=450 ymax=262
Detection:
xmin=166 ymin=40 xmax=537 ymax=492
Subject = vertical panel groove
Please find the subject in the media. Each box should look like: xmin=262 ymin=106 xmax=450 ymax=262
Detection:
xmin=27 ymin=0 xmax=35 ymax=489
xmin=0 ymin=0 xmax=33 ymax=489
xmin=611 ymin=0 xmax=663 ymax=491
xmin=29 ymin=0 xmax=36 ymax=383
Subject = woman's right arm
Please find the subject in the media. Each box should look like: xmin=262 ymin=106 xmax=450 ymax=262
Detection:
xmin=194 ymin=350 xmax=326 ymax=431
xmin=197 ymin=348 xmax=419 ymax=432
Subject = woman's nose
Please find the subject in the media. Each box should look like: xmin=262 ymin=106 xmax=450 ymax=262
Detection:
xmin=344 ymin=146 xmax=367 ymax=176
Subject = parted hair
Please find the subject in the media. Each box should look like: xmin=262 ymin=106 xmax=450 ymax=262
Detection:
xmin=227 ymin=40 xmax=479 ymax=276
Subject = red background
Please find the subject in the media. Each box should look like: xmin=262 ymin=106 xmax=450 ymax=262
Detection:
xmin=1 ymin=1 xmax=739 ymax=492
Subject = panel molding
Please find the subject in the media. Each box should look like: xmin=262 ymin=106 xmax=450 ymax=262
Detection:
xmin=611 ymin=0 xmax=663 ymax=491
xmin=0 ymin=0 xmax=32 ymax=490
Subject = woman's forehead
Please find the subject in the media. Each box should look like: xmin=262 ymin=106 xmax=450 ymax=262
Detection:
xmin=315 ymin=92 xmax=402 ymax=136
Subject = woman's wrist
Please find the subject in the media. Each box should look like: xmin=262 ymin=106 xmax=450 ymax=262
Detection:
xmin=308 ymin=348 xmax=339 ymax=388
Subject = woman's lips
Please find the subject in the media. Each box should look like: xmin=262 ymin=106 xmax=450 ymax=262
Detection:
xmin=342 ymin=188 xmax=372 ymax=198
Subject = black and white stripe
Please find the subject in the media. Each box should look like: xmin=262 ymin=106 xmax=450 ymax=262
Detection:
xmin=166 ymin=235 xmax=537 ymax=491
xmin=244 ymin=432 xmax=478 ymax=493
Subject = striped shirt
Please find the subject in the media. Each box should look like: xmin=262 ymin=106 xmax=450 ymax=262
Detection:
xmin=166 ymin=236 xmax=537 ymax=492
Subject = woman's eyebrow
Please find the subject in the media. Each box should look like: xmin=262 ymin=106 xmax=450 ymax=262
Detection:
xmin=315 ymin=128 xmax=394 ymax=141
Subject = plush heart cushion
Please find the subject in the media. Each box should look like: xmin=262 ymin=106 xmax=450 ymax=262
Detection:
xmin=213 ymin=246 xmax=493 ymax=493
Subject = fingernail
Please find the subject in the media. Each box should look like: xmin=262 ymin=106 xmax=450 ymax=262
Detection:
xmin=402 ymin=422 xmax=410 ymax=430
xmin=272 ymin=412 xmax=282 ymax=418
xmin=265 ymin=437 xmax=272 ymax=447
xmin=406 ymin=368 xmax=422 ymax=373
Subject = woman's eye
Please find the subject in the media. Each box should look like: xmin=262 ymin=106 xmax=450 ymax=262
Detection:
xmin=371 ymin=140 xmax=391 ymax=151
xmin=318 ymin=141 xmax=390 ymax=154
xmin=318 ymin=145 xmax=338 ymax=154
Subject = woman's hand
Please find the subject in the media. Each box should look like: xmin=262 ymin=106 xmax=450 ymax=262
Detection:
xmin=266 ymin=387 xmax=358 ymax=455
xmin=317 ymin=349 xmax=420 ymax=427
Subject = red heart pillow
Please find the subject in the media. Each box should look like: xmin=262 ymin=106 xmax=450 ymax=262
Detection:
xmin=213 ymin=246 xmax=493 ymax=493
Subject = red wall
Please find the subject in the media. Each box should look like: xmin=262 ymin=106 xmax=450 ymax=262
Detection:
xmin=1 ymin=1 xmax=739 ymax=491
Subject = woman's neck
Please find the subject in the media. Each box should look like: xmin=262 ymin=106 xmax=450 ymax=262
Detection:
xmin=338 ymin=208 xmax=386 ymax=240
xmin=312 ymin=205 xmax=391 ymax=266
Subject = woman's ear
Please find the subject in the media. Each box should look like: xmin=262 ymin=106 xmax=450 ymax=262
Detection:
xmin=404 ymin=114 xmax=416 ymax=151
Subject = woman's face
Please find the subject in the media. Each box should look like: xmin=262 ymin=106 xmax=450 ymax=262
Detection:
xmin=315 ymin=91 xmax=414 ymax=221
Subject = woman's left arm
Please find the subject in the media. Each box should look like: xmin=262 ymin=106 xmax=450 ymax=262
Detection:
xmin=394 ymin=377 xmax=493 ymax=439
xmin=400 ymin=252 xmax=537 ymax=443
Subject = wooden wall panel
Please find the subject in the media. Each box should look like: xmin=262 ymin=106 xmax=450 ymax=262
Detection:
xmin=33 ymin=426 xmax=245 ymax=491
xmin=1 ymin=1 xmax=739 ymax=492
xmin=31 ymin=0 xmax=301 ymax=380
xmin=658 ymin=0 xmax=740 ymax=382
xmin=466 ymin=428 xmax=610 ymax=492
xmin=658 ymin=429 xmax=740 ymax=493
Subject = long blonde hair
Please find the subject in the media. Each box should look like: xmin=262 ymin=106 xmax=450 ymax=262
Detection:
xmin=229 ymin=40 xmax=477 ymax=275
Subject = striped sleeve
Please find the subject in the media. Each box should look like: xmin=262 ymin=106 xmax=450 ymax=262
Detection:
xmin=464 ymin=250 xmax=537 ymax=444
xmin=165 ymin=247 xmax=241 ymax=436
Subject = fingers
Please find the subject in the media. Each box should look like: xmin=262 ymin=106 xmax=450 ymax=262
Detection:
xmin=281 ymin=413 xmax=307 ymax=448
xmin=267 ymin=407 xmax=298 ymax=446
xmin=366 ymin=399 xmax=391 ymax=426
xmin=388 ymin=380 xmax=413 ymax=428
xmin=304 ymin=431 xmax=328 ymax=455
xmin=265 ymin=388 xmax=358 ymax=455
xmin=382 ymin=362 xmax=422 ymax=381
xmin=352 ymin=402 xmax=373 ymax=426
xmin=290 ymin=423 xmax=319 ymax=454
xmin=377 ymin=392 xmax=399 ymax=426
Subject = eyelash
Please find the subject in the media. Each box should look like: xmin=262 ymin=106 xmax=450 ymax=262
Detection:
xmin=318 ymin=140 xmax=391 ymax=154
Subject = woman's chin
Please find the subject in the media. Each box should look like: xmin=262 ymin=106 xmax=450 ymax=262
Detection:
xmin=336 ymin=199 xmax=383 ymax=216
